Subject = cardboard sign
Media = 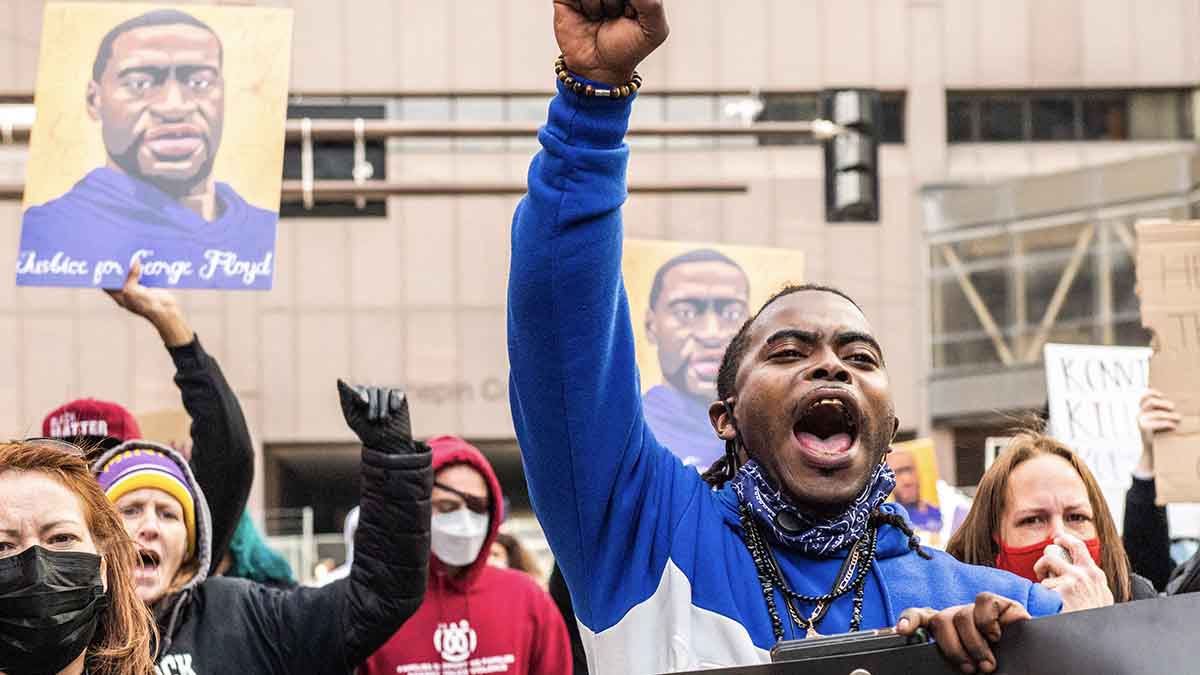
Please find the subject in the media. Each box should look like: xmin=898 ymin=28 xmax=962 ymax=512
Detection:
xmin=1136 ymin=220 xmax=1200 ymax=504
xmin=17 ymin=3 xmax=293 ymax=289
xmin=1044 ymin=343 xmax=1152 ymax=526
xmin=135 ymin=407 xmax=193 ymax=458
xmin=623 ymin=239 xmax=804 ymax=470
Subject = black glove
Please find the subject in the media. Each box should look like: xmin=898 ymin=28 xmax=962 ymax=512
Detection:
xmin=337 ymin=379 xmax=416 ymax=452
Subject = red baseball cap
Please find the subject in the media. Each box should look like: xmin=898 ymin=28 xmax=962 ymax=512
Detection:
xmin=42 ymin=399 xmax=142 ymax=445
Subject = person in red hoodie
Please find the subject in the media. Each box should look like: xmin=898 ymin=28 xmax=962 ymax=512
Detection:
xmin=360 ymin=435 xmax=571 ymax=675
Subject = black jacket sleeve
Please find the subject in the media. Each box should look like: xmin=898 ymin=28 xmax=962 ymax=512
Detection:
xmin=261 ymin=443 xmax=432 ymax=674
xmin=549 ymin=563 xmax=590 ymax=675
xmin=169 ymin=336 xmax=255 ymax=575
xmin=1122 ymin=476 xmax=1173 ymax=591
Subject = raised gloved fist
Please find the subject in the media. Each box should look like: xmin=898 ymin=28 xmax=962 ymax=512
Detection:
xmin=337 ymin=379 xmax=414 ymax=452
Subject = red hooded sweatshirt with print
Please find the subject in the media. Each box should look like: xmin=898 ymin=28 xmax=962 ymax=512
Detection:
xmin=360 ymin=435 xmax=571 ymax=675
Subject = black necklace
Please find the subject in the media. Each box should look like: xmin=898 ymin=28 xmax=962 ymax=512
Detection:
xmin=738 ymin=502 xmax=881 ymax=642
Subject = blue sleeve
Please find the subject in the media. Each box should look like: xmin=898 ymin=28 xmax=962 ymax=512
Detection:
xmin=1027 ymin=581 xmax=1064 ymax=617
xmin=507 ymin=81 xmax=704 ymax=632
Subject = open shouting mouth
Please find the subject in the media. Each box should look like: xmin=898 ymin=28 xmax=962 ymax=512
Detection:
xmin=134 ymin=547 xmax=162 ymax=583
xmin=792 ymin=391 xmax=861 ymax=470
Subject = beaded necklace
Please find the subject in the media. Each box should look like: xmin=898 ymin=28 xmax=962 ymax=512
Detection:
xmin=738 ymin=502 xmax=881 ymax=641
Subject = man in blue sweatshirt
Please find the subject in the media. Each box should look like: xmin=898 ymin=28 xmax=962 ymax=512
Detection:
xmin=508 ymin=2 xmax=1065 ymax=674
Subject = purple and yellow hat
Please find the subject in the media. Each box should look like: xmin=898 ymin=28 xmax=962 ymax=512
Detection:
xmin=96 ymin=448 xmax=197 ymax=557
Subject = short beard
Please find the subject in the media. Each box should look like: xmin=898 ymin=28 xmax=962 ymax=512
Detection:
xmin=109 ymin=137 xmax=216 ymax=199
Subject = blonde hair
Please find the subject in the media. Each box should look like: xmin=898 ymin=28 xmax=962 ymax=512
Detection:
xmin=0 ymin=441 xmax=158 ymax=675
xmin=945 ymin=431 xmax=1133 ymax=602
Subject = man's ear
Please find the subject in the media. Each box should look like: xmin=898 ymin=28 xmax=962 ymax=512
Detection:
xmin=644 ymin=307 xmax=658 ymax=345
xmin=708 ymin=399 xmax=737 ymax=441
xmin=86 ymin=81 xmax=101 ymax=122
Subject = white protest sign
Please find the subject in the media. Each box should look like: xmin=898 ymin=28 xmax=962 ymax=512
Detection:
xmin=1044 ymin=343 xmax=1150 ymax=531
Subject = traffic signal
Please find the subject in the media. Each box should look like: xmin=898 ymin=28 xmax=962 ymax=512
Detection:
xmin=821 ymin=89 xmax=881 ymax=223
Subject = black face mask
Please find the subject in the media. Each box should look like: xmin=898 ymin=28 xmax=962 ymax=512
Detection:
xmin=0 ymin=545 xmax=108 ymax=675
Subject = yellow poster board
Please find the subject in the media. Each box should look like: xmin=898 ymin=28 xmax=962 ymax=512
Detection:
xmin=622 ymin=238 xmax=804 ymax=468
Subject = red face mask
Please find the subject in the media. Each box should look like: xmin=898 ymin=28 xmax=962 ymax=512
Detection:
xmin=994 ymin=535 xmax=1102 ymax=583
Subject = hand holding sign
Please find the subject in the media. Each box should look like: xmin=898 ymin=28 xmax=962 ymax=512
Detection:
xmin=1135 ymin=220 xmax=1200 ymax=504
xmin=1137 ymin=390 xmax=1182 ymax=474
xmin=106 ymin=259 xmax=195 ymax=348
xmin=896 ymin=592 xmax=1032 ymax=674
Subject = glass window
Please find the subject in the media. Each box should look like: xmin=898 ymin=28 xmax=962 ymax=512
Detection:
xmin=665 ymin=95 xmax=718 ymax=149
xmin=934 ymin=270 xmax=1006 ymax=335
xmin=957 ymin=233 xmax=1011 ymax=265
xmin=947 ymin=99 xmax=975 ymax=142
xmin=937 ymin=336 xmax=1005 ymax=369
xmin=396 ymin=97 xmax=452 ymax=151
xmin=1111 ymin=248 xmax=1139 ymax=316
xmin=948 ymin=89 xmax=1191 ymax=143
xmin=1025 ymin=255 xmax=1095 ymax=323
xmin=1129 ymin=90 xmax=1187 ymax=139
xmin=1031 ymin=97 xmax=1076 ymax=141
xmin=282 ymin=103 xmax=387 ymax=218
xmin=756 ymin=93 xmax=818 ymax=121
xmin=629 ymin=94 xmax=665 ymax=150
xmin=454 ymin=97 xmax=505 ymax=152
xmin=979 ymin=99 xmax=1025 ymax=141
xmin=397 ymin=97 xmax=451 ymax=121
xmin=1113 ymin=320 xmax=1152 ymax=346
xmin=1082 ymin=96 xmax=1127 ymax=140
xmin=1021 ymin=221 xmax=1089 ymax=254
xmin=755 ymin=93 xmax=818 ymax=147
xmin=507 ymin=95 xmax=552 ymax=152
xmin=880 ymin=95 xmax=905 ymax=144
xmin=717 ymin=95 xmax=759 ymax=148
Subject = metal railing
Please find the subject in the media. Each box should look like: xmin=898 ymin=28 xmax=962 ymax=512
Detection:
xmin=0 ymin=117 xmax=842 ymax=202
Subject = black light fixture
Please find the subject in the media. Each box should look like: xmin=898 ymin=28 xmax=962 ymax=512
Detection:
xmin=822 ymin=89 xmax=881 ymax=223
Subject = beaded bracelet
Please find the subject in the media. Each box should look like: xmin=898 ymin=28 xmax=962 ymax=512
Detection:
xmin=554 ymin=54 xmax=643 ymax=99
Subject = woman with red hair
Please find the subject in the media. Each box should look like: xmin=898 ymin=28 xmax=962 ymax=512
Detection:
xmin=0 ymin=439 xmax=157 ymax=675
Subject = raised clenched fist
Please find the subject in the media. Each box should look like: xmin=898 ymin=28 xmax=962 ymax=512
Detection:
xmin=337 ymin=379 xmax=415 ymax=453
xmin=553 ymin=0 xmax=669 ymax=86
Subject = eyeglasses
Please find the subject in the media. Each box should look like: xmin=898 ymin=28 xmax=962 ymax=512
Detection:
xmin=433 ymin=482 xmax=491 ymax=515
xmin=23 ymin=437 xmax=88 ymax=458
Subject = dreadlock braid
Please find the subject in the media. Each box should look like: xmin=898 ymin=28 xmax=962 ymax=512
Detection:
xmin=701 ymin=455 xmax=733 ymax=487
xmin=870 ymin=510 xmax=932 ymax=560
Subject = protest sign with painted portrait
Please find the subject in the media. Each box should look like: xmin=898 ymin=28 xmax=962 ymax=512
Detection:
xmin=623 ymin=239 xmax=805 ymax=470
xmin=17 ymin=2 xmax=292 ymax=290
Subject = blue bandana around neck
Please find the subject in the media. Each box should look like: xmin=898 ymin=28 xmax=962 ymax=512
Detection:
xmin=732 ymin=458 xmax=896 ymax=557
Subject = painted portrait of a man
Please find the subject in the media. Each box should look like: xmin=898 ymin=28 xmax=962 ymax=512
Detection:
xmin=641 ymin=249 xmax=750 ymax=470
xmin=17 ymin=6 xmax=291 ymax=289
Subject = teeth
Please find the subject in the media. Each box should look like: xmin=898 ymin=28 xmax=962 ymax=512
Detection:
xmin=803 ymin=397 xmax=857 ymax=432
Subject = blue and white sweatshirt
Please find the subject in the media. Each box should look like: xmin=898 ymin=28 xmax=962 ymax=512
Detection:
xmin=507 ymin=81 xmax=1063 ymax=675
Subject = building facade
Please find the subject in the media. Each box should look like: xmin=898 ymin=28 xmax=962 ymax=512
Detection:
xmin=1 ymin=0 xmax=1198 ymax=529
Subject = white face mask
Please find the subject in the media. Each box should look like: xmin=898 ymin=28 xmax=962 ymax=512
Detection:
xmin=431 ymin=507 xmax=490 ymax=567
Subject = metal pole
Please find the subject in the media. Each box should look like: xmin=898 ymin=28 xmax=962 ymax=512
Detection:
xmin=0 ymin=179 xmax=748 ymax=201
xmin=301 ymin=506 xmax=314 ymax=585
xmin=0 ymin=119 xmax=837 ymax=144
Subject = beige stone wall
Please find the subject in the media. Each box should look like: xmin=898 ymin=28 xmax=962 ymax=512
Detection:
xmin=2 ymin=0 xmax=1199 ymax=507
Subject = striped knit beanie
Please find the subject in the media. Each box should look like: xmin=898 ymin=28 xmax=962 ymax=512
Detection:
xmin=96 ymin=448 xmax=197 ymax=558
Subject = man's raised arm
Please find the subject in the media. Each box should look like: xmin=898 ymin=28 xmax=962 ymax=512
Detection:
xmin=507 ymin=0 xmax=679 ymax=625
